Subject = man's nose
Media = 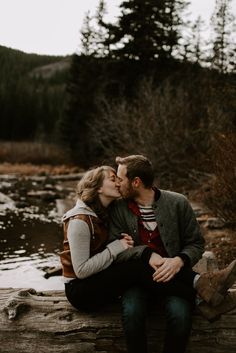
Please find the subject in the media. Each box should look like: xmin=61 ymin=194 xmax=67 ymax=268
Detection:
xmin=115 ymin=178 xmax=121 ymax=186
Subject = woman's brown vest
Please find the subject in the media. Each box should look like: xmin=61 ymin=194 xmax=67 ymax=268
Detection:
xmin=59 ymin=214 xmax=109 ymax=278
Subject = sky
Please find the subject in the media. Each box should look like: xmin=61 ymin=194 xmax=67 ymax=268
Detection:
xmin=0 ymin=0 xmax=235 ymax=56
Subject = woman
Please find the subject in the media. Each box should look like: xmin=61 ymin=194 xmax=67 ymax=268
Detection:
xmin=60 ymin=166 xmax=196 ymax=312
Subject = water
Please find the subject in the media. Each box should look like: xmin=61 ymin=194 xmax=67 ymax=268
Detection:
xmin=0 ymin=213 xmax=64 ymax=290
xmin=0 ymin=175 xmax=77 ymax=291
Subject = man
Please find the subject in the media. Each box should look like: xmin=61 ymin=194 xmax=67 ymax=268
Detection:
xmin=109 ymin=155 xmax=236 ymax=353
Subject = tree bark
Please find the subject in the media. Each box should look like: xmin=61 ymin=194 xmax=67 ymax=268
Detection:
xmin=0 ymin=252 xmax=236 ymax=353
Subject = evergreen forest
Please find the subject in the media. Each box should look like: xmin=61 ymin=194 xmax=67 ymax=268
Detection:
xmin=0 ymin=45 xmax=70 ymax=141
xmin=0 ymin=0 xmax=235 ymax=179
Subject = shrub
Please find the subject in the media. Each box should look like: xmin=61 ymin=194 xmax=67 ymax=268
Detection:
xmin=203 ymin=133 xmax=236 ymax=227
xmin=0 ymin=141 xmax=71 ymax=165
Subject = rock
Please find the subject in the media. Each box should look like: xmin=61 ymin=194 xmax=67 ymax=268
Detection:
xmin=56 ymin=198 xmax=74 ymax=217
xmin=190 ymin=201 xmax=208 ymax=217
xmin=27 ymin=190 xmax=59 ymax=201
xmin=196 ymin=214 xmax=209 ymax=224
xmin=0 ymin=181 xmax=12 ymax=190
xmin=44 ymin=184 xmax=55 ymax=191
xmin=193 ymin=251 xmax=218 ymax=272
xmin=204 ymin=217 xmax=225 ymax=229
xmin=15 ymin=201 xmax=29 ymax=208
xmin=43 ymin=266 xmax=62 ymax=279
xmin=0 ymin=192 xmax=15 ymax=211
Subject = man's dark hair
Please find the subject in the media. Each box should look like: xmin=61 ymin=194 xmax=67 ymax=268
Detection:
xmin=116 ymin=155 xmax=154 ymax=188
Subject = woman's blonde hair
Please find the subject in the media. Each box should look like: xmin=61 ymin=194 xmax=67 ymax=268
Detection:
xmin=76 ymin=165 xmax=115 ymax=207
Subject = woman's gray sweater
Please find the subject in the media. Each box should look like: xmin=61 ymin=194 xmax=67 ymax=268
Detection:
xmin=62 ymin=200 xmax=126 ymax=280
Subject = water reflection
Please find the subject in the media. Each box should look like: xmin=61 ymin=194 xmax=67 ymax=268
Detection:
xmin=0 ymin=212 xmax=64 ymax=290
xmin=0 ymin=174 xmax=77 ymax=290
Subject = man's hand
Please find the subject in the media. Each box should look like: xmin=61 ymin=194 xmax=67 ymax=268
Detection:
xmin=152 ymin=256 xmax=184 ymax=282
xmin=149 ymin=252 xmax=164 ymax=271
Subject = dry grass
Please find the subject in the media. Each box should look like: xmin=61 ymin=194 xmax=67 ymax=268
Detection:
xmin=0 ymin=141 xmax=71 ymax=165
xmin=0 ymin=162 xmax=80 ymax=175
xmin=0 ymin=141 xmax=81 ymax=175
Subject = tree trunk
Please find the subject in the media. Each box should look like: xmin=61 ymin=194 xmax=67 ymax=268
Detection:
xmin=0 ymin=252 xmax=235 ymax=353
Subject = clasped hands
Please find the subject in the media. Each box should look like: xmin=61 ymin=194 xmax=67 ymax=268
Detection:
xmin=119 ymin=234 xmax=184 ymax=282
xmin=149 ymin=253 xmax=184 ymax=282
xmin=119 ymin=233 xmax=134 ymax=249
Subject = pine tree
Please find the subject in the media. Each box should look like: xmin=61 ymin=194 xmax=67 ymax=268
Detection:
xmin=95 ymin=0 xmax=111 ymax=57
xmin=162 ymin=0 xmax=190 ymax=58
xmin=191 ymin=16 xmax=206 ymax=64
xmin=80 ymin=1 xmax=111 ymax=58
xmin=59 ymin=53 xmax=106 ymax=165
xmin=210 ymin=0 xmax=236 ymax=73
xmin=101 ymin=0 xmax=190 ymax=61
xmin=179 ymin=16 xmax=206 ymax=65
xmin=80 ymin=11 xmax=96 ymax=56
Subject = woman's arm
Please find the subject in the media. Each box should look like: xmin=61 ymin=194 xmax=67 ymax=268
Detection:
xmin=68 ymin=219 xmax=126 ymax=279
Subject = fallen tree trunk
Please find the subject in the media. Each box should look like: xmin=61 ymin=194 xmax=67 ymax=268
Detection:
xmin=1 ymin=287 xmax=236 ymax=353
xmin=0 ymin=252 xmax=235 ymax=353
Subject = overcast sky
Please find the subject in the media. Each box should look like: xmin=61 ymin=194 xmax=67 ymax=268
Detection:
xmin=0 ymin=0 xmax=235 ymax=56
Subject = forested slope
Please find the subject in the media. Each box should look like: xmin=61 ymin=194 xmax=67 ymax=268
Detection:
xmin=0 ymin=45 xmax=70 ymax=141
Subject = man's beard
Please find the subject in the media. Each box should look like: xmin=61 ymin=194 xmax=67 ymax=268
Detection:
xmin=121 ymin=182 xmax=138 ymax=200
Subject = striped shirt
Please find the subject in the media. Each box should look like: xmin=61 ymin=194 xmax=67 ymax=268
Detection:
xmin=128 ymin=198 xmax=168 ymax=256
xmin=138 ymin=204 xmax=157 ymax=231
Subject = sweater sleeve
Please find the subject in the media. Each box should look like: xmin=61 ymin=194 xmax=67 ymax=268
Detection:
xmin=108 ymin=201 xmax=149 ymax=262
xmin=178 ymin=197 xmax=205 ymax=266
xmin=67 ymin=219 xmax=125 ymax=279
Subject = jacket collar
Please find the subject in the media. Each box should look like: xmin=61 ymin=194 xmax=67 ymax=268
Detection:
xmin=62 ymin=198 xmax=97 ymax=222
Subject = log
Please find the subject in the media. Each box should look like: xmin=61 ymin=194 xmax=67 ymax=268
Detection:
xmin=0 ymin=252 xmax=236 ymax=353
xmin=1 ymin=287 xmax=236 ymax=353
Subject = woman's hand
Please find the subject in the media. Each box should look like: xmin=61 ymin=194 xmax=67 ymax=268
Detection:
xmin=119 ymin=233 xmax=134 ymax=249
xmin=149 ymin=252 xmax=164 ymax=271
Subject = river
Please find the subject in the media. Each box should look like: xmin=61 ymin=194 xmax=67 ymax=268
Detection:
xmin=0 ymin=174 xmax=81 ymax=290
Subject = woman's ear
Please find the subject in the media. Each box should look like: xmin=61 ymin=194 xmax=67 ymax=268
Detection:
xmin=97 ymin=187 xmax=103 ymax=194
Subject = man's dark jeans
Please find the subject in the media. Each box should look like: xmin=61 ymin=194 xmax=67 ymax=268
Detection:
xmin=122 ymin=286 xmax=193 ymax=353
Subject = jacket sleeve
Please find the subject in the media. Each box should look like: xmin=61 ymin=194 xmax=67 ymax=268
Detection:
xmin=67 ymin=219 xmax=125 ymax=279
xmin=178 ymin=198 xmax=205 ymax=266
xmin=108 ymin=202 xmax=150 ymax=262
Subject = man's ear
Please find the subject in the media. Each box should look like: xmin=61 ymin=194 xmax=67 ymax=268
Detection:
xmin=132 ymin=177 xmax=141 ymax=188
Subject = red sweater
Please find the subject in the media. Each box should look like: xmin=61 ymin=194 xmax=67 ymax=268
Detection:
xmin=128 ymin=200 xmax=168 ymax=257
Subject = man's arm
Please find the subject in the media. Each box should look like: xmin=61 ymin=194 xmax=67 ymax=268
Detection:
xmin=177 ymin=197 xmax=205 ymax=266
xmin=151 ymin=195 xmax=205 ymax=282
xmin=108 ymin=200 xmax=150 ymax=262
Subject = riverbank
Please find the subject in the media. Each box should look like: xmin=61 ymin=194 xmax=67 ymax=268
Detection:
xmin=0 ymin=162 xmax=81 ymax=175
xmin=0 ymin=163 xmax=235 ymax=289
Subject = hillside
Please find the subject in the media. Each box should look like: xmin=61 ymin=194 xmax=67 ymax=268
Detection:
xmin=29 ymin=59 xmax=71 ymax=79
xmin=0 ymin=45 xmax=68 ymax=77
xmin=0 ymin=46 xmax=71 ymax=141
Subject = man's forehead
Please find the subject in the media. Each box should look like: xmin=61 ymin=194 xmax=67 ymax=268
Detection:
xmin=117 ymin=164 xmax=127 ymax=176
